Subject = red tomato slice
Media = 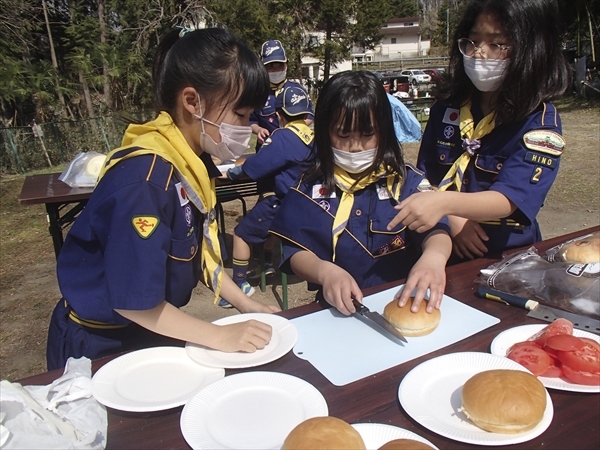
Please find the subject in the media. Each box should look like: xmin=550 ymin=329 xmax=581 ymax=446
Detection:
xmin=528 ymin=318 xmax=573 ymax=347
xmin=545 ymin=334 xmax=586 ymax=352
xmin=540 ymin=361 xmax=563 ymax=378
xmin=507 ymin=342 xmax=552 ymax=376
xmin=580 ymin=338 xmax=600 ymax=353
xmin=556 ymin=340 xmax=600 ymax=374
xmin=561 ymin=364 xmax=600 ymax=386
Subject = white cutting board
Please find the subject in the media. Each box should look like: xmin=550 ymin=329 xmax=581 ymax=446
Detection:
xmin=291 ymin=286 xmax=500 ymax=386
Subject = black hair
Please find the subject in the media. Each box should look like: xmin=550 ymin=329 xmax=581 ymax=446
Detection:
xmin=152 ymin=28 xmax=269 ymax=117
xmin=305 ymin=70 xmax=405 ymax=191
xmin=437 ymin=0 xmax=569 ymax=123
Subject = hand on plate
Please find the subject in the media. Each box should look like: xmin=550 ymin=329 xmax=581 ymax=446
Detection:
xmin=216 ymin=319 xmax=273 ymax=353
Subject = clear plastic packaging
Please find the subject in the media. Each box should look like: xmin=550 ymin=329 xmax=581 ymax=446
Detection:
xmin=58 ymin=152 xmax=107 ymax=188
xmin=478 ymin=246 xmax=599 ymax=319
xmin=545 ymin=231 xmax=600 ymax=264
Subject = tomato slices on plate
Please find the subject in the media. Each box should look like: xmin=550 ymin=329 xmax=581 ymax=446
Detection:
xmin=505 ymin=320 xmax=600 ymax=386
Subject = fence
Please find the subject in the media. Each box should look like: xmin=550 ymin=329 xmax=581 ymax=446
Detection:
xmin=353 ymin=56 xmax=450 ymax=73
xmin=0 ymin=114 xmax=152 ymax=174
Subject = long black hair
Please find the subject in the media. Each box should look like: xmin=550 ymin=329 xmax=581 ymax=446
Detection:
xmin=152 ymin=27 xmax=269 ymax=117
xmin=437 ymin=0 xmax=569 ymax=123
xmin=306 ymin=70 xmax=405 ymax=191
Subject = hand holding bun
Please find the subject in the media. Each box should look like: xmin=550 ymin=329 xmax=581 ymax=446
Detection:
xmin=283 ymin=416 xmax=366 ymax=450
xmin=378 ymin=438 xmax=435 ymax=449
xmin=461 ymin=369 xmax=547 ymax=434
xmin=383 ymin=297 xmax=441 ymax=337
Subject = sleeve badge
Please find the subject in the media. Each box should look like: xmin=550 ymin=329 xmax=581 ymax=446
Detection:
xmin=523 ymin=130 xmax=565 ymax=156
xmin=132 ymin=216 xmax=159 ymax=239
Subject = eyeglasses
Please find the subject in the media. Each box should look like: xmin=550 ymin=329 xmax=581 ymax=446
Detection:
xmin=457 ymin=38 xmax=511 ymax=61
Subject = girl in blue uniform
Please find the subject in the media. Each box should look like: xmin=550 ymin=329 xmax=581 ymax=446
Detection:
xmin=270 ymin=71 xmax=452 ymax=316
xmin=47 ymin=28 xmax=279 ymax=371
xmin=388 ymin=0 xmax=569 ymax=262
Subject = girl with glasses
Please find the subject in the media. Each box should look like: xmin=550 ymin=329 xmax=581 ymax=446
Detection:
xmin=387 ymin=0 xmax=569 ymax=265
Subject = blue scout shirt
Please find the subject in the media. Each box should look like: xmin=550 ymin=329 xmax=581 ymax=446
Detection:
xmin=56 ymin=151 xmax=221 ymax=325
xmin=250 ymin=80 xmax=314 ymax=150
xmin=269 ymin=164 xmax=450 ymax=289
xmin=418 ymin=100 xmax=564 ymax=254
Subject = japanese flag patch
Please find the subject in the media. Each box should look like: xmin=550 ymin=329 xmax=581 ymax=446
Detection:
xmin=442 ymin=108 xmax=460 ymax=125
xmin=175 ymin=182 xmax=189 ymax=206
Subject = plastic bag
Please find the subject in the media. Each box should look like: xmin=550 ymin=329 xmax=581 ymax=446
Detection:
xmin=546 ymin=231 xmax=600 ymax=264
xmin=0 ymin=357 xmax=107 ymax=449
xmin=58 ymin=152 xmax=107 ymax=188
xmin=478 ymin=247 xmax=599 ymax=319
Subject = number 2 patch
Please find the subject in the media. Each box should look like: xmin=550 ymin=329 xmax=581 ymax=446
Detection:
xmin=530 ymin=166 xmax=543 ymax=184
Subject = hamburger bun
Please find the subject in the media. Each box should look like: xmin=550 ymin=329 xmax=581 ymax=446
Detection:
xmin=283 ymin=416 xmax=365 ymax=450
xmin=84 ymin=154 xmax=106 ymax=177
xmin=378 ymin=438 xmax=435 ymax=449
xmin=560 ymin=234 xmax=600 ymax=263
xmin=461 ymin=369 xmax=547 ymax=434
xmin=383 ymin=297 xmax=441 ymax=337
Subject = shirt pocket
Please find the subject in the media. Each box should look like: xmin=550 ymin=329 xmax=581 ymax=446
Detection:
xmin=166 ymin=234 xmax=200 ymax=305
xmin=435 ymin=144 xmax=458 ymax=168
xmin=369 ymin=220 xmax=408 ymax=257
xmin=474 ymin=154 xmax=507 ymax=187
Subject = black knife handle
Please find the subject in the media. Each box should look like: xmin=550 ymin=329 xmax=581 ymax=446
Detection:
xmin=352 ymin=298 xmax=367 ymax=314
xmin=477 ymin=286 xmax=539 ymax=310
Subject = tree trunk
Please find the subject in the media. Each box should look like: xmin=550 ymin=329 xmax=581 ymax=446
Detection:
xmin=79 ymin=71 xmax=95 ymax=118
xmin=98 ymin=0 xmax=111 ymax=111
xmin=41 ymin=0 xmax=69 ymax=119
xmin=324 ymin=25 xmax=332 ymax=82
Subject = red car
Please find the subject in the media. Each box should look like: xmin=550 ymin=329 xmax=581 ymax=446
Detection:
xmin=423 ymin=68 xmax=445 ymax=84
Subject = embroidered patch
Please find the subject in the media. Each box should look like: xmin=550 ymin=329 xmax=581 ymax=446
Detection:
xmin=442 ymin=108 xmax=460 ymax=125
xmin=175 ymin=182 xmax=189 ymax=206
xmin=262 ymin=137 xmax=272 ymax=147
xmin=443 ymin=125 xmax=455 ymax=139
xmin=417 ymin=178 xmax=436 ymax=192
xmin=378 ymin=234 xmax=405 ymax=255
xmin=132 ymin=216 xmax=159 ymax=239
xmin=376 ymin=185 xmax=390 ymax=200
xmin=312 ymin=184 xmax=336 ymax=199
xmin=523 ymin=130 xmax=565 ymax=156
xmin=184 ymin=204 xmax=193 ymax=227
xmin=318 ymin=200 xmax=331 ymax=211
xmin=524 ymin=151 xmax=557 ymax=169
xmin=530 ymin=166 xmax=543 ymax=184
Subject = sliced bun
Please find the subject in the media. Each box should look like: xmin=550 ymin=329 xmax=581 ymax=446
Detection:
xmin=461 ymin=369 xmax=547 ymax=434
xmin=84 ymin=155 xmax=106 ymax=177
xmin=378 ymin=438 xmax=435 ymax=450
xmin=383 ymin=297 xmax=440 ymax=337
xmin=283 ymin=417 xmax=366 ymax=450
xmin=561 ymin=235 xmax=600 ymax=263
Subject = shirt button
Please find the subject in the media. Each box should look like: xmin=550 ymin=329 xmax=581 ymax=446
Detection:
xmin=496 ymin=163 xmax=503 ymax=170
xmin=463 ymin=178 xmax=469 ymax=185
xmin=355 ymin=209 xmax=362 ymax=216
xmin=258 ymin=218 xmax=263 ymax=223
xmin=190 ymin=246 xmax=195 ymax=255
xmin=440 ymin=154 xmax=446 ymax=161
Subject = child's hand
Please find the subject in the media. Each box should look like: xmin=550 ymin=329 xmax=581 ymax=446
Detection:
xmin=320 ymin=263 xmax=363 ymax=316
xmin=387 ymin=192 xmax=446 ymax=233
xmin=256 ymin=127 xmax=270 ymax=144
xmin=395 ymin=254 xmax=446 ymax=313
xmin=215 ymin=319 xmax=273 ymax=353
xmin=449 ymin=217 xmax=489 ymax=259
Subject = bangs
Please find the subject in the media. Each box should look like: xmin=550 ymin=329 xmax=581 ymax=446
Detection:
xmin=233 ymin=46 xmax=270 ymax=110
xmin=333 ymin=96 xmax=376 ymax=135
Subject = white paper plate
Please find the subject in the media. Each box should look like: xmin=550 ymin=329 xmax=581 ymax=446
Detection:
xmin=399 ymin=352 xmax=553 ymax=446
xmin=185 ymin=313 xmax=297 ymax=368
xmin=180 ymin=371 xmax=328 ymax=449
xmin=352 ymin=423 xmax=439 ymax=450
xmin=490 ymin=324 xmax=600 ymax=393
xmin=92 ymin=347 xmax=224 ymax=412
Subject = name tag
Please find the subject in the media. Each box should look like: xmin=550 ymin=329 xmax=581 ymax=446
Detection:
xmin=376 ymin=185 xmax=391 ymax=200
xmin=524 ymin=151 xmax=557 ymax=169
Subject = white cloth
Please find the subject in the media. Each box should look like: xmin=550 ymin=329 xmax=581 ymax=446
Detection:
xmin=0 ymin=357 xmax=107 ymax=449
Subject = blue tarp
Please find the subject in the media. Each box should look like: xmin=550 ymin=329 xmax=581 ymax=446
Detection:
xmin=387 ymin=93 xmax=423 ymax=143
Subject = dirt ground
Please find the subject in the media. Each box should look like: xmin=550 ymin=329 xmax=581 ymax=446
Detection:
xmin=1 ymin=98 xmax=598 ymax=381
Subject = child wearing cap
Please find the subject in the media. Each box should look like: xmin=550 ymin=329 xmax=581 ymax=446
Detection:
xmin=222 ymin=86 xmax=315 ymax=304
xmin=250 ymin=40 xmax=314 ymax=152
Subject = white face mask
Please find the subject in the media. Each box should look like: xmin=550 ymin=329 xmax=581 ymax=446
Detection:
xmin=194 ymin=105 xmax=251 ymax=160
xmin=332 ymin=147 xmax=377 ymax=174
xmin=463 ymin=55 xmax=509 ymax=92
xmin=268 ymin=70 xmax=287 ymax=85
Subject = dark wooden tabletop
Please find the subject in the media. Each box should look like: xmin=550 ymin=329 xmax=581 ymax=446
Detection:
xmin=16 ymin=226 xmax=600 ymax=450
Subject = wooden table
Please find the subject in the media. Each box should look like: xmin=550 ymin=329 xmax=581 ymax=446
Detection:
xmin=16 ymin=227 xmax=600 ymax=449
xmin=18 ymin=172 xmax=258 ymax=258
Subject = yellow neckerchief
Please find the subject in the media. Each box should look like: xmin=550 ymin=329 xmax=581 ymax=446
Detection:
xmin=437 ymin=100 xmax=496 ymax=192
xmin=331 ymin=164 xmax=400 ymax=261
xmin=285 ymin=120 xmax=313 ymax=145
xmin=98 ymin=111 xmax=223 ymax=303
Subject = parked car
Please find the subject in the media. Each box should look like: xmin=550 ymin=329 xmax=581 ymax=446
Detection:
xmin=401 ymin=69 xmax=431 ymax=86
xmin=423 ymin=68 xmax=445 ymax=84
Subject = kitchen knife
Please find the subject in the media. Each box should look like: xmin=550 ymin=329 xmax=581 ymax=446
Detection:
xmin=352 ymin=299 xmax=408 ymax=343
xmin=477 ymin=286 xmax=600 ymax=335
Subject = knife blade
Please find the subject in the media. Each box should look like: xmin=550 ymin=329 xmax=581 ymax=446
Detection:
xmin=352 ymin=299 xmax=408 ymax=343
xmin=477 ymin=286 xmax=600 ymax=335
